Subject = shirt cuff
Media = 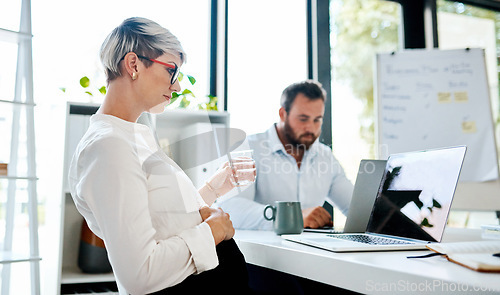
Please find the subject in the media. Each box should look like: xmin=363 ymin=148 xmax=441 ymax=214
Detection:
xmin=178 ymin=222 xmax=219 ymax=273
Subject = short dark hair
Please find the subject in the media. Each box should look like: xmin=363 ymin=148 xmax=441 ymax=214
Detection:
xmin=280 ymin=80 xmax=327 ymax=113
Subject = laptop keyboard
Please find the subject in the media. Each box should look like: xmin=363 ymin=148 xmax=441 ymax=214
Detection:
xmin=327 ymin=234 xmax=414 ymax=245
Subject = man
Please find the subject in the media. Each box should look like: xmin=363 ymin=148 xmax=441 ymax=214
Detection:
xmin=219 ymin=80 xmax=353 ymax=230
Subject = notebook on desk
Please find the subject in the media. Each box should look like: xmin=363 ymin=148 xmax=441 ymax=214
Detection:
xmin=283 ymin=146 xmax=467 ymax=252
xmin=303 ymin=159 xmax=387 ymax=234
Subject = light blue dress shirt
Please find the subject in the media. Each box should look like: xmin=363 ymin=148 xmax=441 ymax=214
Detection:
xmin=218 ymin=124 xmax=354 ymax=230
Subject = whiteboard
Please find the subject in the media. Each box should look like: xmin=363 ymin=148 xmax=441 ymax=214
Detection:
xmin=376 ymin=48 xmax=498 ymax=182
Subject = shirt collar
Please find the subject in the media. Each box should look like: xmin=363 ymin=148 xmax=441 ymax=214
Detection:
xmin=267 ymin=124 xmax=286 ymax=153
xmin=91 ymin=113 xmax=151 ymax=134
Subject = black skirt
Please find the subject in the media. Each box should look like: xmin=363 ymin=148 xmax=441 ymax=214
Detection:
xmin=147 ymin=238 xmax=253 ymax=295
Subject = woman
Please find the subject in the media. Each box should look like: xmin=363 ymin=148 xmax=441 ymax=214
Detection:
xmin=68 ymin=17 xmax=255 ymax=294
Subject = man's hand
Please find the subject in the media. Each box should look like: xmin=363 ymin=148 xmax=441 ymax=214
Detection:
xmin=199 ymin=206 xmax=235 ymax=245
xmin=302 ymin=206 xmax=333 ymax=228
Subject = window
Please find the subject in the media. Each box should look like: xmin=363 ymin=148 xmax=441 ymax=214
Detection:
xmin=437 ymin=0 xmax=500 ymax=227
xmin=0 ymin=42 xmax=18 ymax=102
xmin=226 ymin=0 xmax=308 ymax=136
xmin=32 ymin=1 xmax=210 ymax=105
xmin=330 ymin=0 xmax=401 ymax=181
xmin=0 ymin=1 xmax=21 ymax=31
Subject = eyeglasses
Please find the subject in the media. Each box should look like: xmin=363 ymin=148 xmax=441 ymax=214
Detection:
xmin=136 ymin=54 xmax=180 ymax=85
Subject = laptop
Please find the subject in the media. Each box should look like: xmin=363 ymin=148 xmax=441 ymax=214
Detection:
xmin=283 ymin=146 xmax=467 ymax=252
xmin=303 ymin=159 xmax=387 ymax=234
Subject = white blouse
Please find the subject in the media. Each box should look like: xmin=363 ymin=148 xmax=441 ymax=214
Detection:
xmin=68 ymin=114 xmax=218 ymax=295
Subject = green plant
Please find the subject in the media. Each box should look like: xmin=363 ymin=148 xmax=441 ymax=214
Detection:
xmin=199 ymin=95 xmax=218 ymax=111
xmin=169 ymin=73 xmax=218 ymax=111
xmin=59 ymin=76 xmax=106 ymax=97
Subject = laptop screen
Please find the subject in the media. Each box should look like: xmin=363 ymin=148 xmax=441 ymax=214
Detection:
xmin=366 ymin=146 xmax=466 ymax=242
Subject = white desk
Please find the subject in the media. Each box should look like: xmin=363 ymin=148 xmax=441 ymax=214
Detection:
xmin=234 ymin=228 xmax=500 ymax=294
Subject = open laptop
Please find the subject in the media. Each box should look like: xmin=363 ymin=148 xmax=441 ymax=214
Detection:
xmin=283 ymin=146 xmax=467 ymax=252
xmin=303 ymin=159 xmax=387 ymax=234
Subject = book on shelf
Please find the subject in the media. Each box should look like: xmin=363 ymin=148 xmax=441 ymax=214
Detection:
xmin=426 ymin=240 xmax=500 ymax=273
xmin=0 ymin=163 xmax=7 ymax=176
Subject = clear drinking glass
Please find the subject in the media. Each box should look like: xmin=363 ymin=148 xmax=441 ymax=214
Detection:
xmin=228 ymin=150 xmax=256 ymax=186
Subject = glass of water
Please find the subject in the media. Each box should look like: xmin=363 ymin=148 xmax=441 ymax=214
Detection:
xmin=228 ymin=150 xmax=256 ymax=186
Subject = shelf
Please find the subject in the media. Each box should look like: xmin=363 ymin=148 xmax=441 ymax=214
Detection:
xmin=155 ymin=109 xmax=228 ymax=125
xmin=61 ymin=266 xmax=115 ymax=284
xmin=0 ymin=251 xmax=41 ymax=264
xmin=0 ymin=28 xmax=32 ymax=44
xmin=0 ymin=99 xmax=36 ymax=106
xmin=0 ymin=175 xmax=38 ymax=180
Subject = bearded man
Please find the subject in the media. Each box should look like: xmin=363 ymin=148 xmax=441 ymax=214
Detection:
xmin=218 ymin=80 xmax=353 ymax=230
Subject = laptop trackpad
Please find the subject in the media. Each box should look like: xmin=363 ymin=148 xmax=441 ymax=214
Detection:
xmin=297 ymin=237 xmax=352 ymax=248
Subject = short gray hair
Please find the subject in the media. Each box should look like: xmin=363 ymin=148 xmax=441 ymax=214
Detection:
xmin=100 ymin=17 xmax=186 ymax=83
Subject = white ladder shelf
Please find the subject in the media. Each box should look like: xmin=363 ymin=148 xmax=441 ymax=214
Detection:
xmin=0 ymin=0 xmax=41 ymax=294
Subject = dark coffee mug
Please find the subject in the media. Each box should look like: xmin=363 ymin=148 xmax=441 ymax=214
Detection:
xmin=264 ymin=201 xmax=304 ymax=235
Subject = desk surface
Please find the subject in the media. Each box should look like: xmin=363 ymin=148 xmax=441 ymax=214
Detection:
xmin=234 ymin=228 xmax=500 ymax=294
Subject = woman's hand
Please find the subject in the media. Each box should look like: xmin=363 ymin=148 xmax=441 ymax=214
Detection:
xmin=199 ymin=206 xmax=234 ymax=245
xmin=200 ymin=158 xmax=256 ymax=205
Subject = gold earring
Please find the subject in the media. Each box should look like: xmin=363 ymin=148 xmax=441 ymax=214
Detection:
xmin=132 ymin=72 xmax=137 ymax=80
